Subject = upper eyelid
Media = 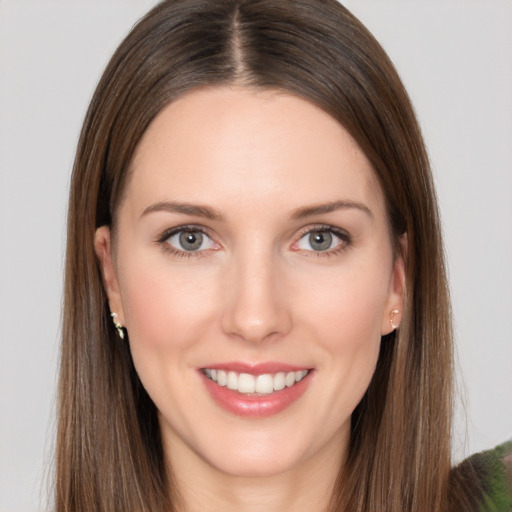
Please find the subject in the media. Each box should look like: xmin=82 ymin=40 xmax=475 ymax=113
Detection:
xmin=158 ymin=224 xmax=215 ymax=242
xmin=295 ymin=224 xmax=350 ymax=240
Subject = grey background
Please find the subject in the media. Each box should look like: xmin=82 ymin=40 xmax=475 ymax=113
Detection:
xmin=1 ymin=1 xmax=511 ymax=510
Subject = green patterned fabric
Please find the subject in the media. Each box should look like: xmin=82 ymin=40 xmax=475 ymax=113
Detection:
xmin=476 ymin=440 xmax=512 ymax=511
xmin=450 ymin=440 xmax=512 ymax=511
xmin=457 ymin=440 xmax=512 ymax=511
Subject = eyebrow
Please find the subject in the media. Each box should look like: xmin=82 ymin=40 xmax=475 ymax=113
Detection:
xmin=141 ymin=201 xmax=223 ymax=221
xmin=140 ymin=199 xmax=372 ymax=222
xmin=290 ymin=200 xmax=373 ymax=220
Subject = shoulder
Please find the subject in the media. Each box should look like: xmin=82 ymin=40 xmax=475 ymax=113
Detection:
xmin=451 ymin=440 xmax=512 ymax=511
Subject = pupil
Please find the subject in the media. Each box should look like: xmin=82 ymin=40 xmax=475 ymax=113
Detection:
xmin=179 ymin=231 xmax=203 ymax=251
xmin=309 ymin=231 xmax=332 ymax=251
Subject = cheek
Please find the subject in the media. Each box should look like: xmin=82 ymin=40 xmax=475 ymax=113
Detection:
xmin=116 ymin=254 xmax=224 ymax=422
xmin=298 ymin=256 xmax=390 ymax=346
xmin=117 ymin=253 xmax=219 ymax=359
xmin=309 ymin=283 xmax=384 ymax=383
xmin=295 ymin=255 xmax=390 ymax=409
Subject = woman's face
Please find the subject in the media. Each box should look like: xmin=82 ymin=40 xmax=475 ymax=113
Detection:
xmin=96 ymin=87 xmax=404 ymax=480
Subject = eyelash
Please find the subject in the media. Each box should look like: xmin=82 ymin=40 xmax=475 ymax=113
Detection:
xmin=155 ymin=224 xmax=352 ymax=259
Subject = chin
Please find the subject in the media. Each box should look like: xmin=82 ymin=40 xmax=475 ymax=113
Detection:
xmin=204 ymin=448 xmax=304 ymax=479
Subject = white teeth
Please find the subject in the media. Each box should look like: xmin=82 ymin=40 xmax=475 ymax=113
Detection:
xmin=255 ymin=374 xmax=274 ymax=394
xmin=238 ymin=373 xmax=255 ymax=393
xmin=295 ymin=370 xmax=307 ymax=382
xmin=204 ymin=368 xmax=309 ymax=394
xmin=226 ymin=371 xmax=238 ymax=390
xmin=285 ymin=371 xmax=296 ymax=387
xmin=273 ymin=372 xmax=286 ymax=391
xmin=217 ymin=370 xmax=227 ymax=386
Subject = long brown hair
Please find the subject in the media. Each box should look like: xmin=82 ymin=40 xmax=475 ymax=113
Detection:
xmin=58 ymin=1 xmax=473 ymax=510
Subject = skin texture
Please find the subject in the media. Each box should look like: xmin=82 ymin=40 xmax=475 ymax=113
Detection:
xmin=95 ymin=87 xmax=405 ymax=511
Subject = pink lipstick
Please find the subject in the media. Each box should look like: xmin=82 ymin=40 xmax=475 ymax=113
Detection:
xmin=199 ymin=362 xmax=313 ymax=417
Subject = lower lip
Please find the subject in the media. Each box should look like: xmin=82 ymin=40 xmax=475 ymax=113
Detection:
xmin=200 ymin=371 xmax=313 ymax=418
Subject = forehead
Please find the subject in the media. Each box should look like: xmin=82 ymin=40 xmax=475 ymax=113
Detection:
xmin=125 ymin=86 xmax=385 ymax=221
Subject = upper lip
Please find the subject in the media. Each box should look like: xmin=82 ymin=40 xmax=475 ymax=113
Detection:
xmin=199 ymin=361 xmax=311 ymax=375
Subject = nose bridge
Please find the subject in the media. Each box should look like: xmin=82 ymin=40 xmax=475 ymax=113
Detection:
xmin=221 ymin=241 xmax=291 ymax=343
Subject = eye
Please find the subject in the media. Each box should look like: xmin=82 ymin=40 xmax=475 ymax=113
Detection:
xmin=295 ymin=227 xmax=349 ymax=253
xmin=164 ymin=228 xmax=218 ymax=253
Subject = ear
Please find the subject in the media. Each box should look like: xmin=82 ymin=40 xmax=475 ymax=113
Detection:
xmin=94 ymin=226 xmax=125 ymax=324
xmin=381 ymin=234 xmax=407 ymax=335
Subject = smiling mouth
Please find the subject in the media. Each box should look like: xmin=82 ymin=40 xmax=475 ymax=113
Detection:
xmin=202 ymin=368 xmax=309 ymax=395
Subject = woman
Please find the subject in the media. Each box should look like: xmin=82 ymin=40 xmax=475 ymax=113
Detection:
xmin=57 ymin=0 xmax=511 ymax=510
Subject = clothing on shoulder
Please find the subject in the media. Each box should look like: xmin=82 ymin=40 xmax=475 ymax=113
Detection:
xmin=451 ymin=440 xmax=512 ymax=511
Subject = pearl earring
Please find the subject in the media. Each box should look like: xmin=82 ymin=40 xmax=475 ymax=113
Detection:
xmin=111 ymin=312 xmax=125 ymax=339
xmin=390 ymin=309 xmax=399 ymax=330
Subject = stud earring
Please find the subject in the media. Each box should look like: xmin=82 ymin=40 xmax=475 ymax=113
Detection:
xmin=111 ymin=312 xmax=125 ymax=340
xmin=390 ymin=309 xmax=399 ymax=330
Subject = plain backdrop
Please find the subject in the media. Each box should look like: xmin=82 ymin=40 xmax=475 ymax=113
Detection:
xmin=0 ymin=1 xmax=511 ymax=510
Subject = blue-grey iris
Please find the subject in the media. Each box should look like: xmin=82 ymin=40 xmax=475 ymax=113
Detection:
xmin=309 ymin=231 xmax=332 ymax=251
xmin=179 ymin=231 xmax=203 ymax=251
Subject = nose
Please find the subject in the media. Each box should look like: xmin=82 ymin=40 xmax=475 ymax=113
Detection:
xmin=220 ymin=248 xmax=292 ymax=344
